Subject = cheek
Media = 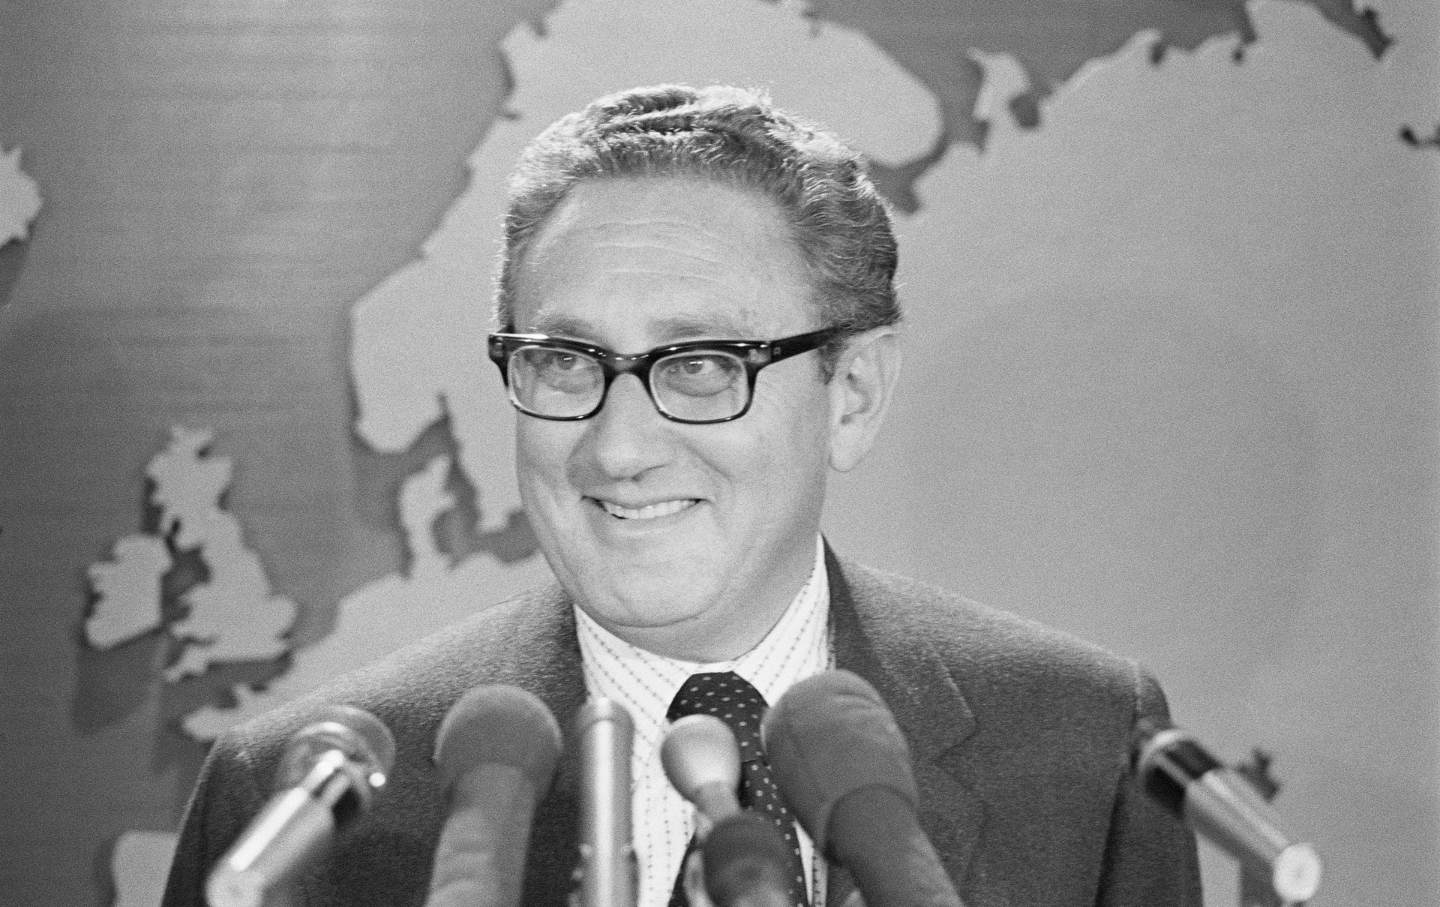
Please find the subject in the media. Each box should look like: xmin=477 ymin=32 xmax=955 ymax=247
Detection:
xmin=515 ymin=424 xmax=574 ymax=496
xmin=705 ymin=409 xmax=831 ymax=499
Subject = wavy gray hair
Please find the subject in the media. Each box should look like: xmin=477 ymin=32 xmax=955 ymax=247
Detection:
xmin=494 ymin=84 xmax=901 ymax=377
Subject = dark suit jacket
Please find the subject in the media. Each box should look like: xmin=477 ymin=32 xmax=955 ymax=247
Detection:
xmin=163 ymin=550 xmax=1201 ymax=906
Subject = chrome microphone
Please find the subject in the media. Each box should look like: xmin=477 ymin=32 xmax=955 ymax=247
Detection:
xmin=206 ymin=704 xmax=396 ymax=907
xmin=1133 ymin=718 xmax=1322 ymax=904
xmin=575 ymin=698 xmax=636 ymax=907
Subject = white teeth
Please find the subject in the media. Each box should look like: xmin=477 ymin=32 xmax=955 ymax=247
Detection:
xmin=599 ymin=499 xmax=695 ymax=520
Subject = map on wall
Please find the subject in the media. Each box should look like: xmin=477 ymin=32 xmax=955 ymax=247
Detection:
xmin=0 ymin=145 xmax=41 ymax=253
xmin=79 ymin=0 xmax=1432 ymax=902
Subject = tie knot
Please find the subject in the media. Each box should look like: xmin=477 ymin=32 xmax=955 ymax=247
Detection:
xmin=667 ymin=671 xmax=767 ymax=762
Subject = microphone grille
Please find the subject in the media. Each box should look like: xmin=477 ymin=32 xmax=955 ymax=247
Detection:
xmin=279 ymin=704 xmax=397 ymax=788
xmin=1129 ymin=716 xmax=1174 ymax=770
xmin=703 ymin=812 xmax=794 ymax=904
xmin=662 ymin=714 xmax=741 ymax=803
xmin=434 ymin=685 xmax=564 ymax=795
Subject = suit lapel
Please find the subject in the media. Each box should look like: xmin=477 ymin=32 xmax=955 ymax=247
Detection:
xmin=501 ymin=585 xmax=590 ymax=903
xmin=515 ymin=558 xmax=986 ymax=905
xmin=824 ymin=548 xmax=984 ymax=906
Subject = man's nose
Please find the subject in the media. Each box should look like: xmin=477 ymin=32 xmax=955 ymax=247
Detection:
xmin=580 ymin=373 xmax=675 ymax=478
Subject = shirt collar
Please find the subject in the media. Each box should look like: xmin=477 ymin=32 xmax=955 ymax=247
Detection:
xmin=576 ymin=535 xmax=831 ymax=747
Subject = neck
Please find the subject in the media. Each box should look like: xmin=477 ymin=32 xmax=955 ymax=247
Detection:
xmin=595 ymin=598 xmax=791 ymax=663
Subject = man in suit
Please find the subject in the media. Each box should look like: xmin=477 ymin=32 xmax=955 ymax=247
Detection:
xmin=163 ymin=84 xmax=1201 ymax=906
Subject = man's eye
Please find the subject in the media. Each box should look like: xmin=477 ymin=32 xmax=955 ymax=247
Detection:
xmin=660 ymin=354 xmax=741 ymax=395
xmin=535 ymin=350 xmax=584 ymax=371
xmin=522 ymin=348 xmax=597 ymax=392
xmin=677 ymin=356 xmax=719 ymax=375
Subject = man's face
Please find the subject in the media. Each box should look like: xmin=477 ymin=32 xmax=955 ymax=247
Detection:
xmin=508 ymin=177 xmax=837 ymax=661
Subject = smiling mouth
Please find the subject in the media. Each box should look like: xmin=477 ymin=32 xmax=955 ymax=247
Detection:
xmin=596 ymin=499 xmax=699 ymax=520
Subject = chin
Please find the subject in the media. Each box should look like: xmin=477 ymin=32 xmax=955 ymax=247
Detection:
xmin=589 ymin=586 xmax=711 ymax=630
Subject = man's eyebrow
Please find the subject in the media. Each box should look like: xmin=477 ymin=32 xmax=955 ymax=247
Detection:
xmin=526 ymin=312 xmax=594 ymax=337
xmin=650 ymin=313 xmax=760 ymax=340
xmin=525 ymin=311 xmax=763 ymax=344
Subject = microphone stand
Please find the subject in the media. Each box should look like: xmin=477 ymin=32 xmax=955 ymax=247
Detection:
xmin=1234 ymin=749 xmax=1310 ymax=907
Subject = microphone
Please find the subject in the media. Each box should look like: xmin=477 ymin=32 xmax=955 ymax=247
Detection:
xmin=663 ymin=715 xmax=791 ymax=907
xmin=662 ymin=714 xmax=742 ymax=823
xmin=426 ymin=685 xmax=563 ymax=907
xmin=206 ymin=704 xmax=396 ymax=907
xmin=574 ymin=698 xmax=637 ymax=907
xmin=762 ymin=670 xmax=964 ymax=907
xmin=1132 ymin=718 xmax=1322 ymax=904
xmin=701 ymin=813 xmax=795 ymax=907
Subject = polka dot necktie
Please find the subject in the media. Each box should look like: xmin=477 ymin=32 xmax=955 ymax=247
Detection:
xmin=666 ymin=671 xmax=810 ymax=907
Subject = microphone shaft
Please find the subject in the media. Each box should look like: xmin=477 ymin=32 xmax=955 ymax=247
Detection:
xmin=207 ymin=750 xmax=354 ymax=907
xmin=828 ymin=786 xmax=963 ymax=907
xmin=425 ymin=763 xmax=538 ymax=907
xmin=1138 ymin=725 xmax=1321 ymax=903
xmin=691 ymin=782 xmax=741 ymax=824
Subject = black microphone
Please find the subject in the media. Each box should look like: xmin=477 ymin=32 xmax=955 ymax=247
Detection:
xmin=574 ymin=698 xmax=636 ymax=907
xmin=702 ymin=813 xmax=795 ymax=907
xmin=206 ymin=704 xmax=396 ymax=907
xmin=663 ymin=715 xmax=791 ymax=907
xmin=1132 ymin=718 xmax=1322 ymax=903
xmin=762 ymin=670 xmax=965 ymax=907
xmin=426 ymin=685 xmax=563 ymax=907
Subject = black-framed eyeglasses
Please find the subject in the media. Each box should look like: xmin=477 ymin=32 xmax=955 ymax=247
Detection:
xmin=487 ymin=326 xmax=839 ymax=424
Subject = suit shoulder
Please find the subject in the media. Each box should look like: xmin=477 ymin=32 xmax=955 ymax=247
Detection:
xmin=834 ymin=557 xmax=1157 ymax=708
xmin=208 ymin=584 xmax=575 ymax=761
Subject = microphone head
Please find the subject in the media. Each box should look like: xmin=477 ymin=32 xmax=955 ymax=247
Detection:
xmin=278 ymin=704 xmax=397 ymax=791
xmin=434 ymin=685 xmax=563 ymax=799
xmin=702 ymin=812 xmax=794 ymax=907
xmin=575 ymin=696 xmax=635 ymax=740
xmin=662 ymin=714 xmax=741 ymax=806
xmin=1130 ymin=718 xmax=1222 ymax=817
xmin=1129 ymin=716 xmax=1180 ymax=772
xmin=761 ymin=669 xmax=917 ymax=851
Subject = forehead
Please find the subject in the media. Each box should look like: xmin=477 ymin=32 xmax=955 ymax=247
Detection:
xmin=511 ymin=177 xmax=816 ymax=340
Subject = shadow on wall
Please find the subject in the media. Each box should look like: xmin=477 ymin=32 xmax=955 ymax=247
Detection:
xmin=0 ymin=238 xmax=29 ymax=312
xmin=349 ymin=410 xmax=539 ymax=595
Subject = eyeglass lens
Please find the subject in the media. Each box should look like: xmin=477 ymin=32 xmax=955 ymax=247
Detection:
xmin=508 ymin=346 xmax=749 ymax=421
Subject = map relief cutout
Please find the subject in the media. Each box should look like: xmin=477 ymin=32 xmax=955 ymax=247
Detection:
xmin=0 ymin=143 xmax=43 ymax=309
xmin=0 ymin=144 xmax=41 ymax=246
xmin=174 ymin=448 xmax=516 ymax=741
xmin=800 ymin=0 xmax=1391 ymax=164
xmin=85 ymin=426 xmax=297 ymax=681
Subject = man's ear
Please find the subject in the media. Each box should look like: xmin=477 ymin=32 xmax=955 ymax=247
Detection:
xmin=827 ymin=326 xmax=902 ymax=473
